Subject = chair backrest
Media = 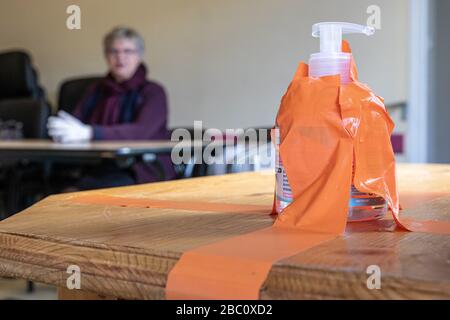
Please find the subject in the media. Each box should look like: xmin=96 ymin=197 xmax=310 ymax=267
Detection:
xmin=0 ymin=50 xmax=46 ymax=101
xmin=0 ymin=99 xmax=50 ymax=138
xmin=58 ymin=76 xmax=102 ymax=113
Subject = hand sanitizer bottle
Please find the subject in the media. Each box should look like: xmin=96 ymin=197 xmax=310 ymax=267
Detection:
xmin=275 ymin=22 xmax=387 ymax=221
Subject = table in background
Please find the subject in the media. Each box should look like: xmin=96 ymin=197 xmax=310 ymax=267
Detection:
xmin=0 ymin=139 xmax=193 ymax=219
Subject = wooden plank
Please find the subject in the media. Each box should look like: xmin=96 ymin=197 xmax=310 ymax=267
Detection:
xmin=0 ymin=164 xmax=449 ymax=299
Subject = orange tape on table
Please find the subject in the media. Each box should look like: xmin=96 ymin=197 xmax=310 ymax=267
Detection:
xmin=66 ymin=193 xmax=338 ymax=299
xmin=166 ymin=226 xmax=337 ymax=299
xmin=69 ymin=194 xmax=271 ymax=214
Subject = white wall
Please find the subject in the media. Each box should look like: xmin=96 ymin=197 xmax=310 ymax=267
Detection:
xmin=0 ymin=0 xmax=408 ymax=129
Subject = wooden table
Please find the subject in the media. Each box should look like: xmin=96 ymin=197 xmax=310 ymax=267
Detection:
xmin=0 ymin=164 xmax=449 ymax=299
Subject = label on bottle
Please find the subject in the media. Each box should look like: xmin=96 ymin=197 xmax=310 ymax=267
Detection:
xmin=275 ymin=127 xmax=293 ymax=213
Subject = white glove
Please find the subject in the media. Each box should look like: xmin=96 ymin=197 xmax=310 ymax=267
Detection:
xmin=47 ymin=110 xmax=93 ymax=143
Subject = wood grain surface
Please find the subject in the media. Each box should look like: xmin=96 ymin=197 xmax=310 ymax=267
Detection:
xmin=0 ymin=164 xmax=449 ymax=299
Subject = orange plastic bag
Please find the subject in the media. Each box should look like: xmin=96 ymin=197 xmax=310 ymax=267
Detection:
xmin=274 ymin=41 xmax=450 ymax=235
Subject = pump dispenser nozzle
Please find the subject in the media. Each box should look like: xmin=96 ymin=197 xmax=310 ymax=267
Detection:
xmin=308 ymin=22 xmax=375 ymax=84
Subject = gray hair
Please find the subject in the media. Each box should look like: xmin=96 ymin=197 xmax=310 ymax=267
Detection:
xmin=103 ymin=26 xmax=145 ymax=55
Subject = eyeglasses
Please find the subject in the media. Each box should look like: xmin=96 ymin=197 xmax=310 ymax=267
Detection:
xmin=106 ymin=48 xmax=139 ymax=56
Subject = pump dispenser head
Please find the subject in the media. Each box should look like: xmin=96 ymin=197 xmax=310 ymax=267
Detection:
xmin=308 ymin=22 xmax=375 ymax=84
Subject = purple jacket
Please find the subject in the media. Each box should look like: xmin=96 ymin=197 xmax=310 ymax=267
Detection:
xmin=73 ymin=64 xmax=176 ymax=183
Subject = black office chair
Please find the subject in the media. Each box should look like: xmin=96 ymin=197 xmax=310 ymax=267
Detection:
xmin=0 ymin=50 xmax=47 ymax=101
xmin=0 ymin=99 xmax=51 ymax=220
xmin=0 ymin=99 xmax=50 ymax=138
xmin=0 ymin=50 xmax=51 ymax=138
xmin=58 ymin=76 xmax=102 ymax=113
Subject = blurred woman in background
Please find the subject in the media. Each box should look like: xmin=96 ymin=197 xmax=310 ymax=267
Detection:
xmin=47 ymin=26 xmax=176 ymax=189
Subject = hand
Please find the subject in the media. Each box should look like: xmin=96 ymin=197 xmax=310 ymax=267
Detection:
xmin=47 ymin=111 xmax=93 ymax=143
